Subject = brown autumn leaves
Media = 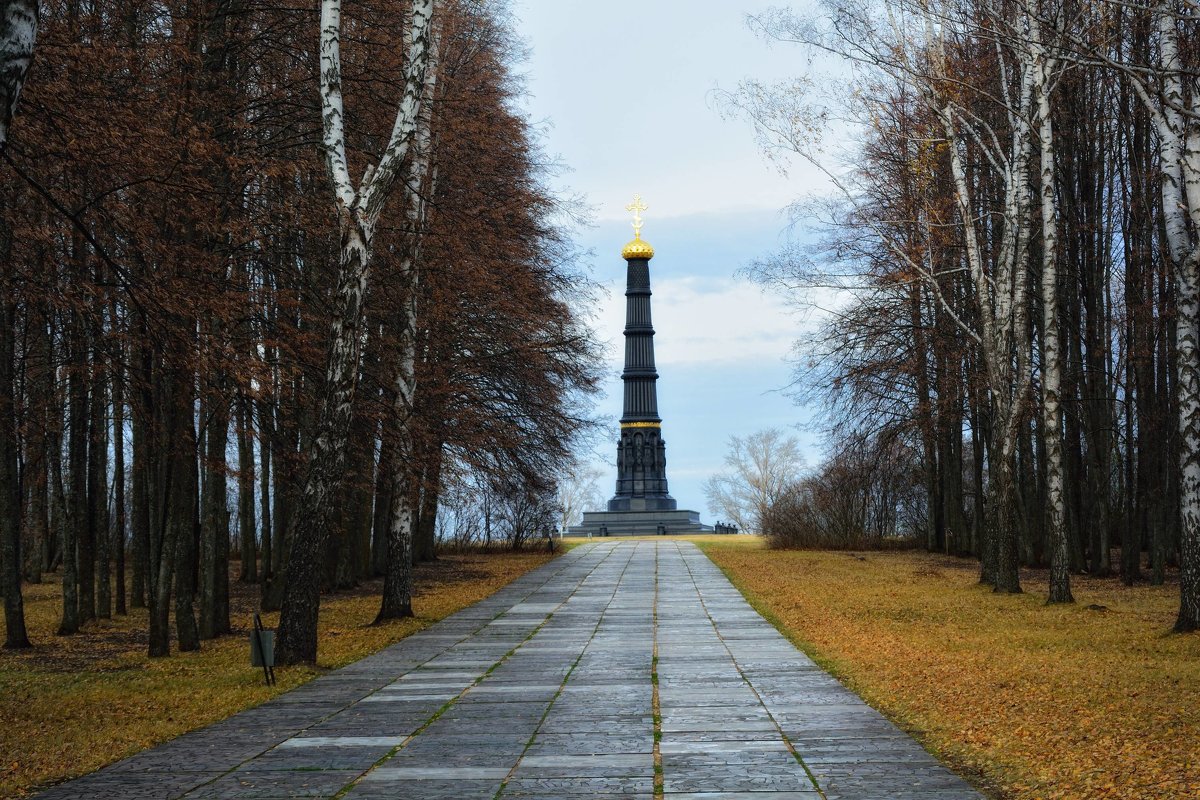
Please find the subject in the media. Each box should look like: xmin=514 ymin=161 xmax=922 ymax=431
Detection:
xmin=0 ymin=1 xmax=600 ymax=656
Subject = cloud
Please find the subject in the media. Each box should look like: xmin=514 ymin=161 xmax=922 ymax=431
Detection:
xmin=597 ymin=275 xmax=803 ymax=368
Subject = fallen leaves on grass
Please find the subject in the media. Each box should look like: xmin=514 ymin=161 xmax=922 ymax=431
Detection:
xmin=0 ymin=550 xmax=555 ymax=798
xmin=699 ymin=539 xmax=1200 ymax=800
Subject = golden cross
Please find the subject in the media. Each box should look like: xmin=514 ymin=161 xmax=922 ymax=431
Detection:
xmin=625 ymin=193 xmax=648 ymax=239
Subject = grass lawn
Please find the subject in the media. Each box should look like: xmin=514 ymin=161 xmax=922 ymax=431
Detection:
xmin=697 ymin=537 xmax=1200 ymax=800
xmin=0 ymin=550 xmax=557 ymax=798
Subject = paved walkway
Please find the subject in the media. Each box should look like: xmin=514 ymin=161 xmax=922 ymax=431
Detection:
xmin=35 ymin=541 xmax=983 ymax=800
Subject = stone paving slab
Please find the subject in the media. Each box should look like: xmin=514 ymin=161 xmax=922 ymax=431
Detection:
xmin=31 ymin=541 xmax=983 ymax=800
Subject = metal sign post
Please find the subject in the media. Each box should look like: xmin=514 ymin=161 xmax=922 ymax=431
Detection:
xmin=251 ymin=613 xmax=276 ymax=686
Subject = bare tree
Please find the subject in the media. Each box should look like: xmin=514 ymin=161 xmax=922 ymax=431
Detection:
xmin=555 ymin=461 xmax=604 ymax=535
xmin=1047 ymin=0 xmax=1200 ymax=625
xmin=704 ymin=428 xmax=806 ymax=534
xmin=1105 ymin=0 xmax=1200 ymax=631
xmin=729 ymin=0 xmax=1083 ymax=595
xmin=496 ymin=480 xmax=557 ymax=551
xmin=765 ymin=435 xmax=924 ymax=549
xmin=0 ymin=0 xmax=595 ymax=669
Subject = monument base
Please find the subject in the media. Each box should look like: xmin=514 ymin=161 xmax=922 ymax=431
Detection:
xmin=608 ymin=494 xmax=677 ymax=512
xmin=565 ymin=509 xmax=717 ymax=537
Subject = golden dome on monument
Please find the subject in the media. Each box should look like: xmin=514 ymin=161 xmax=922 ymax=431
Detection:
xmin=621 ymin=233 xmax=655 ymax=261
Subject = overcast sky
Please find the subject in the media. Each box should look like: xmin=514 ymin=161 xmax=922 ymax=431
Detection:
xmin=513 ymin=0 xmax=830 ymax=514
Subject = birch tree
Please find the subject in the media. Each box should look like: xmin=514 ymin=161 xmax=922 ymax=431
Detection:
xmin=0 ymin=0 xmax=36 ymax=151
xmin=274 ymin=0 xmax=436 ymax=664
xmin=1053 ymin=0 xmax=1200 ymax=627
xmin=556 ymin=462 xmax=604 ymax=534
xmin=1117 ymin=1 xmax=1200 ymax=631
xmin=736 ymin=0 xmax=1200 ymax=624
xmin=0 ymin=0 xmax=596 ymax=662
xmin=926 ymin=0 xmax=1039 ymax=594
xmin=735 ymin=0 xmax=1038 ymax=591
xmin=377 ymin=19 xmax=440 ymax=622
xmin=1026 ymin=8 xmax=1072 ymax=603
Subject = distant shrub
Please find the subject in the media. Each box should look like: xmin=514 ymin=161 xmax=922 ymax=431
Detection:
xmin=765 ymin=437 xmax=924 ymax=550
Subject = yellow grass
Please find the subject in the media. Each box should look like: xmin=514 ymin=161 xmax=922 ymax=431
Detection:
xmin=0 ymin=551 xmax=556 ymax=798
xmin=697 ymin=538 xmax=1200 ymax=800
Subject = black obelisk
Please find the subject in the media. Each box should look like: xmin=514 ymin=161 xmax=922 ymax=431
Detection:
xmin=608 ymin=196 xmax=676 ymax=512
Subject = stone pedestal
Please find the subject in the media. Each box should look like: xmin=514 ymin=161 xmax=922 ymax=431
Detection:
xmin=566 ymin=509 xmax=712 ymax=537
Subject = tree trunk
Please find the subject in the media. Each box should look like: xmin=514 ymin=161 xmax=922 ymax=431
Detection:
xmin=332 ymin=389 xmax=375 ymax=589
xmin=130 ymin=341 xmax=151 ymax=610
xmin=376 ymin=465 xmax=415 ymax=622
xmin=237 ymin=393 xmax=257 ymax=583
xmin=276 ymin=227 xmax=374 ymax=663
xmin=1156 ymin=267 xmax=1174 ymax=580
xmin=1143 ymin=5 xmax=1200 ymax=629
xmin=173 ymin=399 xmax=200 ymax=652
xmin=91 ymin=326 xmax=111 ymax=620
xmin=371 ymin=428 xmax=393 ymax=577
xmin=76 ymin=296 xmax=95 ymax=625
xmin=1126 ymin=103 xmax=1155 ymax=584
xmin=0 ymin=0 xmax=37 ymax=151
xmin=414 ymin=441 xmax=442 ymax=562
xmin=1031 ymin=39 xmax=1072 ymax=603
xmin=59 ymin=307 xmax=87 ymax=635
xmin=377 ymin=261 xmax=421 ymax=618
xmin=199 ymin=388 xmax=231 ymax=639
xmin=910 ymin=279 xmax=941 ymax=553
xmin=262 ymin=370 xmax=295 ymax=611
xmin=21 ymin=299 xmax=50 ymax=585
xmin=1 ymin=245 xmax=30 ymax=648
xmin=260 ymin=369 xmax=293 ymax=611
xmin=1018 ymin=422 xmax=1038 ymax=566
xmin=112 ymin=334 xmax=127 ymax=615
xmin=147 ymin=355 xmax=177 ymax=658
xmin=1172 ymin=233 xmax=1200 ymax=630
xmin=256 ymin=394 xmax=272 ymax=584
xmin=993 ymin=430 xmax=1023 ymax=594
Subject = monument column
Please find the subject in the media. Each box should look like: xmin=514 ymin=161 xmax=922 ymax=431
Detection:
xmin=609 ymin=194 xmax=677 ymax=513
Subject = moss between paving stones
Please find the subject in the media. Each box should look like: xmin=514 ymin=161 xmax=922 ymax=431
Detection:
xmin=0 ymin=550 xmax=558 ymax=798
xmin=697 ymin=536 xmax=1200 ymax=800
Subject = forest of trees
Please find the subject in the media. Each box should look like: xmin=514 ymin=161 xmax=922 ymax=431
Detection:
xmin=0 ymin=0 xmax=599 ymax=661
xmin=738 ymin=0 xmax=1200 ymax=630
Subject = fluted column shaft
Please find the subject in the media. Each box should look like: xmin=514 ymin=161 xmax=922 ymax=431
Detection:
xmin=609 ymin=255 xmax=676 ymax=512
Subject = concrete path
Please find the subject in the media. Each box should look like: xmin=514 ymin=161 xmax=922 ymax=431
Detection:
xmin=34 ymin=541 xmax=983 ymax=800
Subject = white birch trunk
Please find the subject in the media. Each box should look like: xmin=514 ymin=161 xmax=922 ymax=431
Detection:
xmin=1029 ymin=17 xmax=1072 ymax=603
xmin=1150 ymin=3 xmax=1200 ymax=631
xmin=377 ymin=26 xmax=440 ymax=621
xmin=377 ymin=264 xmax=420 ymax=619
xmin=0 ymin=0 xmax=37 ymax=150
xmin=927 ymin=4 xmax=1033 ymax=592
xmin=1118 ymin=2 xmax=1200 ymax=629
xmin=275 ymin=0 xmax=437 ymax=665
